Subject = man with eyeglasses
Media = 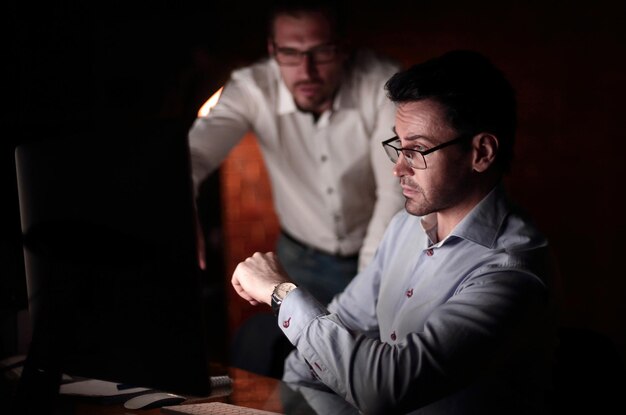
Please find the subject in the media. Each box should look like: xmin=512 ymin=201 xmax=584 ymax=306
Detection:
xmin=189 ymin=0 xmax=403 ymax=305
xmin=231 ymin=50 xmax=556 ymax=413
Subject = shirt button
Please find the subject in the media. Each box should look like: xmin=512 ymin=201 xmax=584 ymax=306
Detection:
xmin=426 ymin=249 xmax=434 ymax=256
xmin=406 ymin=288 xmax=414 ymax=298
xmin=390 ymin=331 xmax=397 ymax=341
xmin=327 ymin=187 xmax=334 ymax=194
xmin=321 ymin=155 xmax=328 ymax=162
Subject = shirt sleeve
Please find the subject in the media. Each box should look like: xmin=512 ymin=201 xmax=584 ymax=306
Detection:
xmin=357 ymin=86 xmax=405 ymax=271
xmin=279 ymin=381 xmax=360 ymax=414
xmin=279 ymin=267 xmax=550 ymax=414
xmin=279 ymin=239 xmax=383 ymax=389
xmin=187 ymin=76 xmax=255 ymax=196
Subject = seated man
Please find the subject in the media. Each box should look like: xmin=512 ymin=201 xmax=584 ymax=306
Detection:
xmin=231 ymin=50 xmax=556 ymax=414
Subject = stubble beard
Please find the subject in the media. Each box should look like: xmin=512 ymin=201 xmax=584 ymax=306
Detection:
xmin=401 ymin=178 xmax=431 ymax=217
xmin=294 ymin=89 xmax=329 ymax=114
xmin=403 ymin=173 xmax=472 ymax=218
xmin=292 ymin=75 xmax=337 ymax=114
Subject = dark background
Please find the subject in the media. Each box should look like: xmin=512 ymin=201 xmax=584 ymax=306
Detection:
xmin=2 ymin=0 xmax=625 ymax=372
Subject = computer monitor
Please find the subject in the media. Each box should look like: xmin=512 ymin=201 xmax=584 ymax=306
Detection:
xmin=13 ymin=121 xmax=216 ymax=410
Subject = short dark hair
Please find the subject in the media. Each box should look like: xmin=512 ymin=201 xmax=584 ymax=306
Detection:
xmin=385 ymin=50 xmax=517 ymax=173
xmin=266 ymin=0 xmax=347 ymax=40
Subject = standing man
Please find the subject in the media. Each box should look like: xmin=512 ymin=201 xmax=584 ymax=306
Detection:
xmin=189 ymin=0 xmax=403 ymax=304
xmin=232 ymin=50 xmax=556 ymax=413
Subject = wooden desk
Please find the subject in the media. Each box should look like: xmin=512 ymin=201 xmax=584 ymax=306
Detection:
xmin=6 ymin=365 xmax=358 ymax=414
xmin=67 ymin=367 xmax=287 ymax=414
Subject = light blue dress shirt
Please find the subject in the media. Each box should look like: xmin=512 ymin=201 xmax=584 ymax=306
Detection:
xmin=279 ymin=185 xmax=556 ymax=414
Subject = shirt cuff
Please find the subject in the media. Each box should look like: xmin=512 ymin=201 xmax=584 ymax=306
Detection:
xmin=277 ymin=288 xmax=328 ymax=345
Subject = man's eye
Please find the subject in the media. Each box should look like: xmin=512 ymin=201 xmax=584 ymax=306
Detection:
xmin=413 ymin=145 xmax=427 ymax=152
xmin=314 ymin=47 xmax=335 ymax=57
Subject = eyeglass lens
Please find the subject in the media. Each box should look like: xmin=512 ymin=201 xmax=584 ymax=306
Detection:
xmin=274 ymin=44 xmax=337 ymax=65
xmin=383 ymin=140 xmax=426 ymax=169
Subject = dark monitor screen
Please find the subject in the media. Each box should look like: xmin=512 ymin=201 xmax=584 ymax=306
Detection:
xmin=14 ymin=122 xmax=214 ymax=405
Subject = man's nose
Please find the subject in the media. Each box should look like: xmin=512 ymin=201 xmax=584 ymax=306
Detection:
xmin=393 ymin=153 xmax=413 ymax=177
xmin=301 ymin=53 xmax=319 ymax=77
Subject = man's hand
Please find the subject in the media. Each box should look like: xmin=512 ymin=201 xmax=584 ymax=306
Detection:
xmin=231 ymin=252 xmax=291 ymax=306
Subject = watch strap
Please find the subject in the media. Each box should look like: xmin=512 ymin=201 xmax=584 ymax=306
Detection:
xmin=271 ymin=282 xmax=296 ymax=316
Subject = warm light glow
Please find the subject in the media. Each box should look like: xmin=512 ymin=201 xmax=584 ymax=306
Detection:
xmin=198 ymin=86 xmax=224 ymax=117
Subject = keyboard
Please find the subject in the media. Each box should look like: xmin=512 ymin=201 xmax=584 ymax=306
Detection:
xmin=161 ymin=402 xmax=282 ymax=415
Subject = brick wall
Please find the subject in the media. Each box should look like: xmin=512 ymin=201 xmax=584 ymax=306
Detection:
xmin=220 ymin=133 xmax=279 ymax=337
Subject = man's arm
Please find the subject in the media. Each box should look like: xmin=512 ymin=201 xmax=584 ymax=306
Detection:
xmin=188 ymin=77 xmax=255 ymax=268
xmin=231 ymin=246 xmax=383 ymax=389
xmin=188 ymin=78 xmax=255 ymax=196
xmin=231 ymin=224 xmax=550 ymax=412
xmin=358 ymin=94 xmax=404 ymax=271
xmin=277 ymin=269 xmax=550 ymax=413
xmin=282 ymin=254 xmax=384 ymax=389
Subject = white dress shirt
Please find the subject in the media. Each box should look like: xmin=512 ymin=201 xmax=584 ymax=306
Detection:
xmin=188 ymin=50 xmax=404 ymax=269
xmin=280 ymin=185 xmax=556 ymax=414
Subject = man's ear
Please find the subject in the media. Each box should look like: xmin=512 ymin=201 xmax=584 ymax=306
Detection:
xmin=471 ymin=133 xmax=499 ymax=173
xmin=267 ymin=38 xmax=275 ymax=57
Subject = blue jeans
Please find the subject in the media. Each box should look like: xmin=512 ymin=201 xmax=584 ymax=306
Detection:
xmin=276 ymin=232 xmax=358 ymax=305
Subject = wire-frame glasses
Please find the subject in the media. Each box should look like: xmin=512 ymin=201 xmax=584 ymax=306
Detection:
xmin=382 ymin=134 xmax=472 ymax=169
xmin=272 ymin=42 xmax=339 ymax=66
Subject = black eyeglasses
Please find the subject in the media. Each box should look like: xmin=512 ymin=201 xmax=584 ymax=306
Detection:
xmin=272 ymin=42 xmax=339 ymax=66
xmin=382 ymin=134 xmax=472 ymax=169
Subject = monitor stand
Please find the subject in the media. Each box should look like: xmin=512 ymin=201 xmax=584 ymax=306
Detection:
xmin=11 ymin=341 xmax=62 ymax=415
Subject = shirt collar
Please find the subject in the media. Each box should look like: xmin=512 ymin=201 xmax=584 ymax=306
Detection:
xmin=276 ymin=65 xmax=296 ymax=115
xmin=420 ymin=184 xmax=510 ymax=249
xmin=420 ymin=213 xmax=439 ymax=246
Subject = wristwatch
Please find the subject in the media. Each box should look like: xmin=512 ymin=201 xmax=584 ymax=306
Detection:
xmin=270 ymin=282 xmax=297 ymax=316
